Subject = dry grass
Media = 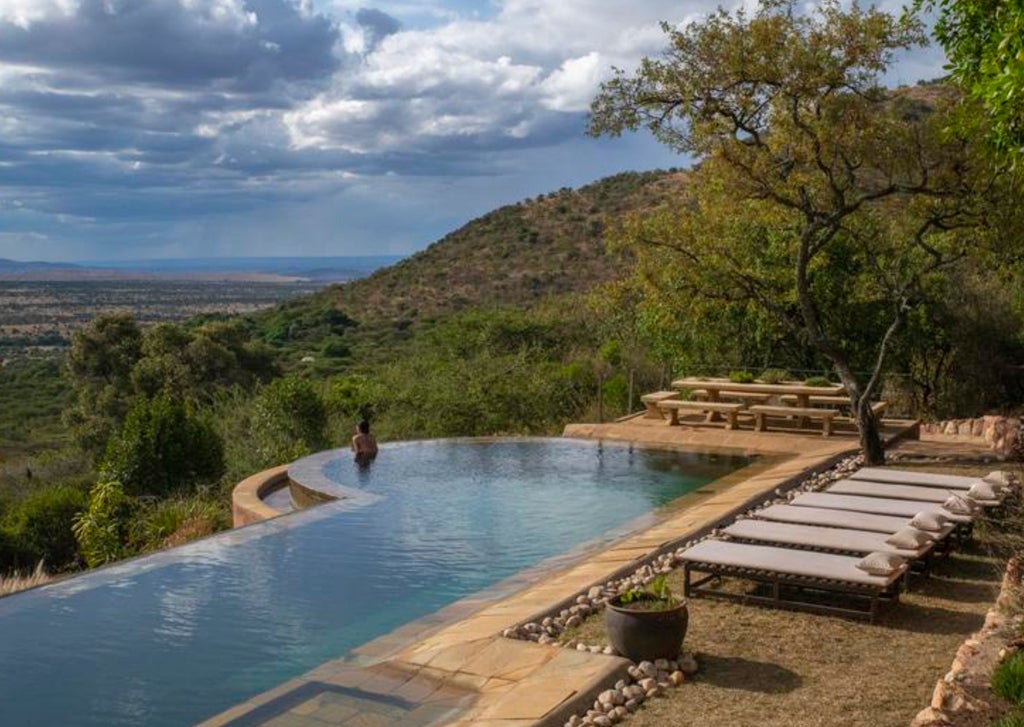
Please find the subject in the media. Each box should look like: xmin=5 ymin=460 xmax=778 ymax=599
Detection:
xmin=562 ymin=461 xmax=1022 ymax=727
xmin=0 ymin=562 xmax=52 ymax=597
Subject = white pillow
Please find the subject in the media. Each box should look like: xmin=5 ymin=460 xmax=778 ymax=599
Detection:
xmin=968 ymin=481 xmax=999 ymax=500
xmin=910 ymin=511 xmax=948 ymax=531
xmin=856 ymin=551 xmax=906 ymax=576
xmin=885 ymin=527 xmax=932 ymax=549
xmin=944 ymin=493 xmax=979 ymax=516
xmin=985 ymin=471 xmax=1016 ymax=487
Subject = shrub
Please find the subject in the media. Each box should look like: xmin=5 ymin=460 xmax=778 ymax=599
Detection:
xmin=759 ymin=368 xmax=791 ymax=384
xmin=73 ymin=480 xmax=134 ymax=568
xmin=4 ymin=485 xmax=88 ymax=571
xmin=130 ymin=495 xmax=229 ymax=551
xmin=804 ymin=375 xmax=833 ymax=387
xmin=102 ymin=395 xmax=225 ymax=497
xmin=993 ymin=712 xmax=1024 ymax=727
xmin=994 ymin=652 xmax=1024 ymax=706
xmin=728 ymin=370 xmax=755 ymax=383
xmin=253 ymin=377 xmax=328 ymax=465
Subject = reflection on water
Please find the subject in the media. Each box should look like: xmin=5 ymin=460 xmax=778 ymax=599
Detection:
xmin=0 ymin=440 xmax=749 ymax=727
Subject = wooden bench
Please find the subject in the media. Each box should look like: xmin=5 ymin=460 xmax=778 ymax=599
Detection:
xmin=780 ymin=396 xmax=888 ymax=417
xmin=658 ymin=400 xmax=744 ymax=429
xmin=641 ymin=391 xmax=678 ymax=419
xmin=749 ymin=405 xmax=840 ymax=436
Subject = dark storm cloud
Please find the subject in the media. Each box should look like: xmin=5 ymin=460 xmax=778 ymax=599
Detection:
xmin=0 ymin=0 xmax=339 ymax=91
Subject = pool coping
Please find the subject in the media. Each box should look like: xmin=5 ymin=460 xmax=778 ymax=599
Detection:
xmin=206 ymin=421 xmax=919 ymax=727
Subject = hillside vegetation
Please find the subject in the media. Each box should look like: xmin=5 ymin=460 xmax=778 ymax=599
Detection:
xmin=300 ymin=170 xmax=687 ymax=324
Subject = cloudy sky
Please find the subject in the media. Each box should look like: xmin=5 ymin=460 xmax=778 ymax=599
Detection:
xmin=0 ymin=0 xmax=944 ymax=261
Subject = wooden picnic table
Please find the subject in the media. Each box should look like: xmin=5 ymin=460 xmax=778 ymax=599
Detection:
xmin=670 ymin=377 xmax=847 ymax=427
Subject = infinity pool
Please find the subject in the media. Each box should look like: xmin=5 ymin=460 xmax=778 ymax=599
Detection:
xmin=0 ymin=439 xmax=749 ymax=726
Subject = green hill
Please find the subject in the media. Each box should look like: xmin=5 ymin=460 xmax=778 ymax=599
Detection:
xmin=297 ymin=169 xmax=687 ymax=326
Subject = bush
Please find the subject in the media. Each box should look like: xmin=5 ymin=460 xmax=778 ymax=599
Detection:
xmin=102 ymin=396 xmax=225 ymax=497
xmin=253 ymin=377 xmax=328 ymax=465
xmin=994 ymin=652 xmax=1024 ymax=707
xmin=4 ymin=485 xmax=88 ymax=571
xmin=993 ymin=712 xmax=1024 ymax=727
xmin=130 ymin=495 xmax=229 ymax=552
xmin=759 ymin=368 xmax=791 ymax=384
xmin=804 ymin=375 xmax=833 ymax=387
xmin=73 ymin=480 xmax=135 ymax=568
xmin=728 ymin=370 xmax=755 ymax=383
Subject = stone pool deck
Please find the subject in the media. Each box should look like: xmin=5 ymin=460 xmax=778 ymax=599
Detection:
xmin=203 ymin=417 xmax=917 ymax=727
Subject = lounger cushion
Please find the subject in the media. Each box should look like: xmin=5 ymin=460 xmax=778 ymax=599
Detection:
xmin=910 ymin=511 xmax=948 ymax=531
xmin=856 ymin=551 xmax=905 ymax=576
xmin=885 ymin=527 xmax=932 ymax=549
xmin=968 ymin=481 xmax=999 ymax=500
xmin=944 ymin=493 xmax=979 ymax=516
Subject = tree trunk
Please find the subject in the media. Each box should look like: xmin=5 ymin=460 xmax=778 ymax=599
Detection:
xmin=627 ymin=368 xmax=635 ymax=414
xmin=834 ymin=370 xmax=886 ymax=465
xmin=856 ymin=402 xmax=885 ymax=465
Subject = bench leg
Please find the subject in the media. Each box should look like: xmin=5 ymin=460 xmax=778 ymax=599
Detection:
xmin=725 ymin=412 xmax=737 ymax=430
xmin=754 ymin=412 xmax=766 ymax=432
xmin=822 ymin=417 xmax=833 ymax=437
xmin=644 ymin=403 xmax=661 ymax=419
xmin=668 ymin=408 xmax=680 ymax=426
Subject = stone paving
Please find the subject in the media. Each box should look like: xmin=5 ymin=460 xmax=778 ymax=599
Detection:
xmin=203 ymin=415 xmax=918 ymax=727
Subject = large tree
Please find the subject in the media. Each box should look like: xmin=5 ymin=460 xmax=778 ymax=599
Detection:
xmin=589 ymin=0 xmax=1000 ymax=462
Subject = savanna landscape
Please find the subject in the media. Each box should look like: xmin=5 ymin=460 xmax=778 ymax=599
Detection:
xmin=1 ymin=0 xmax=1024 ymax=726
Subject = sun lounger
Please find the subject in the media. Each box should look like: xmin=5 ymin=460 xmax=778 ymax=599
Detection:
xmin=850 ymin=467 xmax=1015 ymax=490
xmin=826 ymin=479 xmax=1002 ymax=507
xmin=723 ymin=519 xmax=932 ymax=560
xmin=751 ymin=504 xmax=947 ymax=535
xmin=678 ymin=539 xmax=905 ymax=621
xmin=790 ymin=492 xmax=972 ymax=522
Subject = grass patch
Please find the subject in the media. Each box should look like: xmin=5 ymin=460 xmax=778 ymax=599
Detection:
xmin=995 ymin=652 xmax=1024 ymax=707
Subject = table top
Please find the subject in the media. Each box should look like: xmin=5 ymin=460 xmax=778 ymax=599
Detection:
xmin=671 ymin=377 xmax=846 ymax=397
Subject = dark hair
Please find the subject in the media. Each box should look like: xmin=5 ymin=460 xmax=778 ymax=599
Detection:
xmin=358 ymin=420 xmax=370 ymax=434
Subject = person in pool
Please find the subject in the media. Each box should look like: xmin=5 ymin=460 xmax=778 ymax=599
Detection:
xmin=351 ymin=419 xmax=378 ymax=465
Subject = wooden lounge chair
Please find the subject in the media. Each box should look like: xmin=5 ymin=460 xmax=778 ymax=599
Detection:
xmin=678 ymin=539 xmax=906 ymax=621
xmin=827 ymin=479 xmax=1003 ymax=507
xmin=850 ymin=467 xmax=1015 ymax=490
xmin=723 ymin=520 xmax=933 ymax=560
xmin=790 ymin=492 xmax=972 ymax=523
xmin=657 ymin=399 xmax=743 ymax=428
xmin=751 ymin=504 xmax=956 ymax=539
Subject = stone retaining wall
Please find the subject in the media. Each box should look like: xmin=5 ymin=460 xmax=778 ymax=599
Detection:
xmin=920 ymin=415 xmax=1023 ymax=459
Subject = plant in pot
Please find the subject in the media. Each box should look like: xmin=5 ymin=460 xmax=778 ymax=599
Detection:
xmin=605 ymin=575 xmax=688 ymax=662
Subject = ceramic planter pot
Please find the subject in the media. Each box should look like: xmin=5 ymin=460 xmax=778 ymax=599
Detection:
xmin=605 ymin=596 xmax=688 ymax=662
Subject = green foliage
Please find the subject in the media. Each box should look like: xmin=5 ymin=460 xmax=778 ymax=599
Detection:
xmin=102 ymin=396 xmax=225 ymax=497
xmin=73 ymin=480 xmax=133 ymax=568
xmin=65 ymin=314 xmax=276 ymax=456
xmin=759 ymin=369 xmax=791 ymax=384
xmin=252 ymin=377 xmax=328 ymax=464
xmin=617 ymin=575 xmax=679 ymax=611
xmin=922 ymin=0 xmax=1024 ymax=166
xmin=804 ymin=376 xmax=833 ymax=387
xmin=994 ymin=652 xmax=1024 ymax=707
xmin=728 ymin=371 xmax=755 ymax=384
xmin=1 ymin=484 xmax=87 ymax=571
xmin=993 ymin=711 xmax=1024 ymax=727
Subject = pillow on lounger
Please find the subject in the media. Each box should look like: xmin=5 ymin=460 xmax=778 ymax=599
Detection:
xmin=944 ymin=493 xmax=980 ymax=516
xmin=856 ymin=552 xmax=906 ymax=576
xmin=968 ymin=481 xmax=999 ymax=500
xmin=885 ymin=527 xmax=932 ymax=549
xmin=984 ymin=471 xmax=1016 ymax=487
xmin=910 ymin=511 xmax=948 ymax=531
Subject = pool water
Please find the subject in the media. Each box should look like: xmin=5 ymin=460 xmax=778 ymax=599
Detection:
xmin=0 ymin=439 xmax=749 ymax=726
